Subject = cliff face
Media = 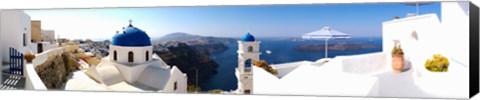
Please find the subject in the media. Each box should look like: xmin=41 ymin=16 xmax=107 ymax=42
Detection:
xmin=294 ymin=42 xmax=381 ymax=52
xmin=153 ymin=42 xmax=218 ymax=86
xmin=154 ymin=32 xmax=235 ymax=54
xmin=35 ymin=52 xmax=80 ymax=89
xmin=190 ymin=41 xmax=229 ymax=54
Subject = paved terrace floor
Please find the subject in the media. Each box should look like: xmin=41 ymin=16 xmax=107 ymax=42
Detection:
xmin=1 ymin=68 xmax=26 ymax=90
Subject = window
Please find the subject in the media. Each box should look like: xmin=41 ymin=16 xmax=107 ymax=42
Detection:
xmin=128 ymin=51 xmax=134 ymax=62
xmin=244 ymin=59 xmax=252 ymax=72
xmin=247 ymin=46 xmax=253 ymax=52
xmin=113 ymin=51 xmax=117 ymax=61
xmin=23 ymin=33 xmax=26 ymax=46
xmin=244 ymin=90 xmax=251 ymax=94
xmin=146 ymin=51 xmax=149 ymax=61
xmin=174 ymin=81 xmax=178 ymax=91
xmin=244 ymin=59 xmax=252 ymax=68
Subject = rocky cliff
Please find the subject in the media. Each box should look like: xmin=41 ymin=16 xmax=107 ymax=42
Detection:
xmin=154 ymin=32 xmax=235 ymax=54
xmin=294 ymin=42 xmax=381 ymax=52
xmin=153 ymin=41 xmax=218 ymax=86
xmin=35 ymin=52 xmax=80 ymax=89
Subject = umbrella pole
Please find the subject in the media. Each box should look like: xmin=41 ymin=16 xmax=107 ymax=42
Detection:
xmin=325 ymin=39 xmax=328 ymax=58
xmin=416 ymin=2 xmax=419 ymax=15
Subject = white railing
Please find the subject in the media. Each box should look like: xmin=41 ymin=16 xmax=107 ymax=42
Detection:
xmin=334 ymin=52 xmax=387 ymax=75
xmin=272 ymin=61 xmax=312 ymax=78
xmin=24 ymin=63 xmax=47 ymax=90
xmin=32 ymin=46 xmax=68 ymax=66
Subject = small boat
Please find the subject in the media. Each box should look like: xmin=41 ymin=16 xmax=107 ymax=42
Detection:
xmin=266 ymin=50 xmax=272 ymax=54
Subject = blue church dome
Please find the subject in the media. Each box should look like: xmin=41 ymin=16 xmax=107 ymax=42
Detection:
xmin=241 ymin=32 xmax=255 ymax=42
xmin=112 ymin=23 xmax=151 ymax=46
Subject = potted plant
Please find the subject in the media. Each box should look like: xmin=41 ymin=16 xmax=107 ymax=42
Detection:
xmin=424 ymin=54 xmax=449 ymax=72
xmin=253 ymin=60 xmax=278 ymax=75
xmin=391 ymin=44 xmax=404 ymax=73
xmin=24 ymin=53 xmax=36 ymax=63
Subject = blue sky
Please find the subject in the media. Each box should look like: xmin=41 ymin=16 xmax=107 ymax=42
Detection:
xmin=25 ymin=2 xmax=441 ymax=40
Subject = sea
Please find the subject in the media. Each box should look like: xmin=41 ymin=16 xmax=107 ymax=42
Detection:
xmin=200 ymin=37 xmax=383 ymax=91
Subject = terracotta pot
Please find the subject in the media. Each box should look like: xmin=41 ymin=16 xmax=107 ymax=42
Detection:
xmin=24 ymin=54 xmax=36 ymax=63
xmin=392 ymin=54 xmax=404 ymax=73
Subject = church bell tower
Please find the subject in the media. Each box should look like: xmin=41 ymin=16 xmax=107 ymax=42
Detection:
xmin=236 ymin=32 xmax=260 ymax=94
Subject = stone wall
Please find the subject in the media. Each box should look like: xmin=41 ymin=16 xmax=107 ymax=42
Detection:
xmin=34 ymin=52 xmax=80 ymax=89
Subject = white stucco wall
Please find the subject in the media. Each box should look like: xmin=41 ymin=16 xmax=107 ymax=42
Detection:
xmin=135 ymin=65 xmax=187 ymax=93
xmin=86 ymin=57 xmax=187 ymax=92
xmin=162 ymin=66 xmax=187 ymax=93
xmin=85 ymin=59 xmax=124 ymax=86
xmin=26 ymin=46 xmax=68 ymax=90
xmin=383 ymin=2 xmax=469 ymax=70
xmin=237 ymin=41 xmax=261 ymax=73
xmin=251 ymin=67 xmax=280 ymax=94
xmin=137 ymin=65 xmax=171 ymax=90
xmin=382 ymin=14 xmax=443 ymax=73
xmin=440 ymin=1 xmax=469 ymax=66
xmin=25 ymin=63 xmax=47 ymax=90
xmin=251 ymin=46 xmax=469 ymax=98
xmin=236 ymin=41 xmax=260 ymax=93
xmin=29 ymin=42 xmax=59 ymax=54
xmin=337 ymin=52 xmax=387 ymax=75
xmin=31 ymin=46 xmax=67 ymax=67
xmin=272 ymin=61 xmax=312 ymax=78
xmin=380 ymin=6 xmax=469 ymax=98
xmin=235 ymin=68 xmax=253 ymax=94
xmin=412 ymin=57 xmax=469 ymax=98
xmin=253 ymin=64 xmax=379 ymax=96
xmin=0 ymin=10 xmax=31 ymax=62
xmin=28 ymin=43 xmax=37 ymax=54
xmin=238 ymin=41 xmax=261 ymax=53
xmin=113 ymin=59 xmax=150 ymax=83
xmin=109 ymin=45 xmax=152 ymax=64
xmin=283 ymin=58 xmax=380 ymax=96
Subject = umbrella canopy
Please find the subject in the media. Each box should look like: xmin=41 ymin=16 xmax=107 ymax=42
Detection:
xmin=302 ymin=26 xmax=350 ymax=58
xmin=302 ymin=27 xmax=350 ymax=40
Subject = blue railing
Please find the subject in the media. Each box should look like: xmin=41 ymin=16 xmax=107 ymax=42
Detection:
xmin=9 ymin=47 xmax=24 ymax=76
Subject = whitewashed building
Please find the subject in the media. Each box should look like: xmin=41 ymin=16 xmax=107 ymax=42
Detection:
xmin=0 ymin=10 xmax=31 ymax=63
xmin=29 ymin=41 xmax=58 ymax=54
xmin=30 ymin=21 xmax=59 ymax=54
xmin=0 ymin=10 xmax=60 ymax=90
xmin=245 ymin=1 xmax=470 ymax=99
xmin=41 ymin=30 xmax=55 ymax=43
xmin=0 ymin=10 xmax=59 ymax=63
xmin=79 ymin=21 xmax=188 ymax=92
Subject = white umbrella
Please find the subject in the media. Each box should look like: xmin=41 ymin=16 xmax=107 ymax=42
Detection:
xmin=302 ymin=26 xmax=350 ymax=58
